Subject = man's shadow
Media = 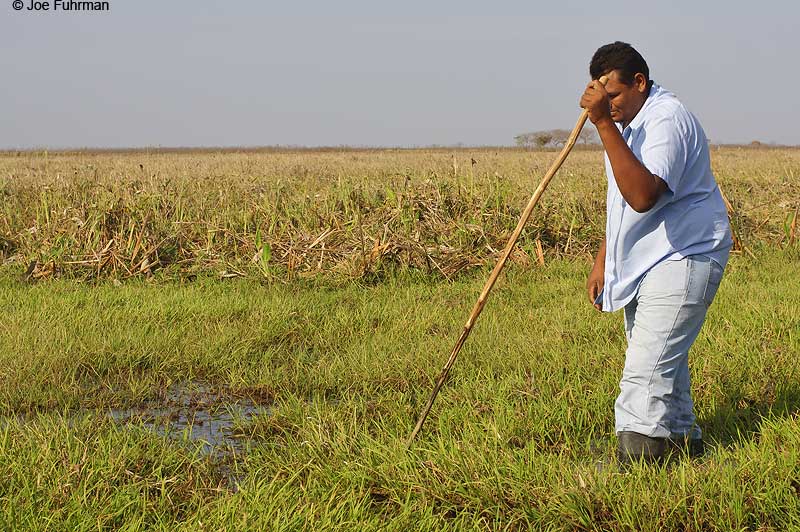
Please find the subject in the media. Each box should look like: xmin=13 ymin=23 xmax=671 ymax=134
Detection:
xmin=699 ymin=383 xmax=800 ymax=447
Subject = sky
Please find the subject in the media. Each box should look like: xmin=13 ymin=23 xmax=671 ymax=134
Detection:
xmin=1 ymin=0 xmax=797 ymax=149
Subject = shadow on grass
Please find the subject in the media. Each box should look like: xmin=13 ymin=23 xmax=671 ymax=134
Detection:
xmin=700 ymin=384 xmax=800 ymax=447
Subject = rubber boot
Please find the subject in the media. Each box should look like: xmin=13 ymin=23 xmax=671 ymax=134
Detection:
xmin=617 ymin=431 xmax=667 ymax=464
xmin=667 ymin=435 xmax=705 ymax=458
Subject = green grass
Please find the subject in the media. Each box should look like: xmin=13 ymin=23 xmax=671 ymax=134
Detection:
xmin=1 ymin=245 xmax=798 ymax=530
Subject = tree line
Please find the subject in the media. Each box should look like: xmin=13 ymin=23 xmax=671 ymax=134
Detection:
xmin=514 ymin=129 xmax=599 ymax=149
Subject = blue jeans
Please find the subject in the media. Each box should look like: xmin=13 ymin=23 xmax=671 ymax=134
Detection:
xmin=615 ymin=255 xmax=724 ymax=439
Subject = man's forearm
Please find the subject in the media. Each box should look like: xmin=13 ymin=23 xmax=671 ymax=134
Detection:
xmin=595 ymin=118 xmax=663 ymax=212
xmin=594 ymin=237 xmax=606 ymax=268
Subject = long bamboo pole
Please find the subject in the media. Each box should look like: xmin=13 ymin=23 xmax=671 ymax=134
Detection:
xmin=407 ymin=76 xmax=609 ymax=447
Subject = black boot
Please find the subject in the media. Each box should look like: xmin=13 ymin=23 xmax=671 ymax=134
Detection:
xmin=667 ymin=435 xmax=705 ymax=458
xmin=617 ymin=431 xmax=667 ymax=464
xmin=617 ymin=431 xmax=705 ymax=465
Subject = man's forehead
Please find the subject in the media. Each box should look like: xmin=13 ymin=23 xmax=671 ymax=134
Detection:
xmin=601 ymin=70 xmax=624 ymax=83
xmin=600 ymin=70 xmax=628 ymax=92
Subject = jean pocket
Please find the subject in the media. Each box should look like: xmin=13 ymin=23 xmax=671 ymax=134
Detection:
xmin=702 ymin=260 xmax=724 ymax=307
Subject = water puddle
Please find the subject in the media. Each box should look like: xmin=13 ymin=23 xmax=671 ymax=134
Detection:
xmin=108 ymin=381 xmax=269 ymax=459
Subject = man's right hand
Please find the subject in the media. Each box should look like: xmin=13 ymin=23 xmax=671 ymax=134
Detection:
xmin=587 ymin=262 xmax=604 ymax=311
xmin=580 ymin=79 xmax=613 ymax=126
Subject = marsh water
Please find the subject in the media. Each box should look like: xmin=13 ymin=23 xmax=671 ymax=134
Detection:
xmin=108 ymin=381 xmax=269 ymax=458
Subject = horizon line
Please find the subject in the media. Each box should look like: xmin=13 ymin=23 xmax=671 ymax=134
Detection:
xmin=2 ymin=141 xmax=797 ymax=155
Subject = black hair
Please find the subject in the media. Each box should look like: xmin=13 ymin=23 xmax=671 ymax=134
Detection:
xmin=589 ymin=42 xmax=649 ymax=85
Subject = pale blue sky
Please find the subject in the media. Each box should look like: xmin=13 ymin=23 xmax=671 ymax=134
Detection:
xmin=1 ymin=0 xmax=796 ymax=148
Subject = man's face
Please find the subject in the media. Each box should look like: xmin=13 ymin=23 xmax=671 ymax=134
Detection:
xmin=603 ymin=70 xmax=650 ymax=127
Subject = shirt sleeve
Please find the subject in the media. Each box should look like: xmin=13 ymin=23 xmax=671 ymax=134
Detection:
xmin=639 ymin=114 xmax=687 ymax=193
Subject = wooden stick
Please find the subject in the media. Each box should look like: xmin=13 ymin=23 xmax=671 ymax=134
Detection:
xmin=407 ymin=77 xmax=608 ymax=447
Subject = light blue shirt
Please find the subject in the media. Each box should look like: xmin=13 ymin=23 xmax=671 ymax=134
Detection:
xmin=602 ymin=83 xmax=732 ymax=313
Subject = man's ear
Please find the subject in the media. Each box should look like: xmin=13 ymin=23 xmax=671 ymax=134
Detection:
xmin=634 ymin=73 xmax=649 ymax=93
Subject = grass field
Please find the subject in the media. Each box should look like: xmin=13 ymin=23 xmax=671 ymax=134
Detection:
xmin=1 ymin=148 xmax=799 ymax=530
xmin=1 ymin=147 xmax=797 ymax=280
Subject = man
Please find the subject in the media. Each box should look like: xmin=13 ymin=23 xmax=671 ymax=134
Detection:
xmin=579 ymin=42 xmax=732 ymax=463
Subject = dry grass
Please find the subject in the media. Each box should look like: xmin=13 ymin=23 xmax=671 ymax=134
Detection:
xmin=1 ymin=147 xmax=797 ymax=281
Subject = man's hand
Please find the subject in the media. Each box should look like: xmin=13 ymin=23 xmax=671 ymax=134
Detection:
xmin=580 ymin=80 xmax=612 ymax=126
xmin=587 ymin=262 xmax=604 ymax=311
xmin=587 ymin=238 xmax=606 ymax=311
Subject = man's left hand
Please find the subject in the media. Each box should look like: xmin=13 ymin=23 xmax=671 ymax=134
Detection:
xmin=580 ymin=80 xmax=612 ymax=125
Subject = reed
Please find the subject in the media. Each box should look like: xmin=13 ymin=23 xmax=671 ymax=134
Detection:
xmin=2 ymin=147 xmax=797 ymax=282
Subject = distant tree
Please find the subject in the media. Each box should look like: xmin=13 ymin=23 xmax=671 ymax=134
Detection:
xmin=578 ymin=128 xmax=599 ymax=145
xmin=534 ymin=133 xmax=553 ymax=148
xmin=515 ymin=131 xmax=553 ymax=149
xmin=516 ymin=127 xmax=601 ymax=148
xmin=516 ymin=128 xmax=599 ymax=149
xmin=546 ymin=129 xmax=571 ymax=146
xmin=514 ymin=133 xmax=533 ymax=148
